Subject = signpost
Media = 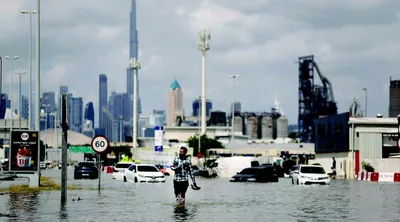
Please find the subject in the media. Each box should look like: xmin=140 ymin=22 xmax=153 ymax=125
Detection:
xmin=91 ymin=135 xmax=109 ymax=192
xmin=154 ymin=126 xmax=163 ymax=152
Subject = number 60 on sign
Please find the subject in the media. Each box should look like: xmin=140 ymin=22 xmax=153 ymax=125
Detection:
xmin=91 ymin=136 xmax=109 ymax=153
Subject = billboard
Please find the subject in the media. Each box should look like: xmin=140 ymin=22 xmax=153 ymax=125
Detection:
xmin=154 ymin=126 xmax=163 ymax=152
xmin=10 ymin=130 xmax=39 ymax=171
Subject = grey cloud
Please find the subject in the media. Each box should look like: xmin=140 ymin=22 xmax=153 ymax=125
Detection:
xmin=0 ymin=0 xmax=398 ymax=127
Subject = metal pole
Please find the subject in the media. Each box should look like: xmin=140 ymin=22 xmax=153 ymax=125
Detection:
xmin=198 ymin=96 xmax=201 ymax=154
xmin=35 ymin=0 xmax=41 ymax=132
xmin=11 ymin=59 xmax=15 ymax=124
xmin=61 ymin=94 xmax=68 ymax=203
xmin=98 ymin=154 xmax=101 ymax=192
xmin=198 ymin=29 xmax=211 ymax=135
xmin=231 ymin=78 xmax=235 ymax=156
xmin=19 ymin=73 xmax=22 ymax=129
xmin=364 ymin=88 xmax=368 ymax=117
xmin=229 ymin=75 xmax=240 ymax=155
xmin=119 ymin=116 xmax=123 ymax=142
xmin=35 ymin=0 xmax=41 ymax=186
xmin=28 ymin=12 xmax=33 ymax=130
xmin=130 ymin=58 xmax=140 ymax=149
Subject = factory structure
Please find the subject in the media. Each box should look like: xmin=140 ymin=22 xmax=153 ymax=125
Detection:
xmin=227 ymin=97 xmax=288 ymax=140
xmin=298 ymin=55 xmax=338 ymax=143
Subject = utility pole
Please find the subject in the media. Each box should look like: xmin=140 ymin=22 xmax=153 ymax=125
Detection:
xmin=61 ymin=94 xmax=68 ymax=204
xmin=129 ymin=57 xmax=140 ymax=148
xmin=197 ymin=29 xmax=211 ymax=135
xmin=119 ymin=115 xmax=123 ymax=143
xmin=228 ymin=75 xmax=240 ymax=155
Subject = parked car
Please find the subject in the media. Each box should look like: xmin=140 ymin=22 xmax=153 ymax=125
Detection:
xmin=123 ymin=164 xmax=166 ymax=183
xmin=112 ymin=162 xmax=135 ymax=180
xmin=291 ymin=164 xmax=330 ymax=185
xmin=74 ymin=161 xmax=98 ymax=179
xmin=230 ymin=166 xmax=279 ymax=183
xmin=40 ymin=162 xmax=47 ymax=169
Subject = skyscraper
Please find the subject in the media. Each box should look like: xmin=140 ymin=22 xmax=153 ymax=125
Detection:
xmin=167 ymin=79 xmax=183 ymax=126
xmin=127 ymin=0 xmax=141 ymax=126
xmin=71 ymin=97 xmax=83 ymax=133
xmin=21 ymin=95 xmax=29 ymax=119
xmin=99 ymin=74 xmax=107 ymax=129
xmin=84 ymin=102 xmax=95 ymax=128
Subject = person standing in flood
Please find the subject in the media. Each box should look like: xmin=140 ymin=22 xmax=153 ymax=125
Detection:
xmin=171 ymin=147 xmax=200 ymax=206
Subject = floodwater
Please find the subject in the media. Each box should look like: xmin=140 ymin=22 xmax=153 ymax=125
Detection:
xmin=0 ymin=169 xmax=400 ymax=222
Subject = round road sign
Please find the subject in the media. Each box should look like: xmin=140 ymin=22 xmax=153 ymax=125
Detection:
xmin=91 ymin=136 xmax=109 ymax=153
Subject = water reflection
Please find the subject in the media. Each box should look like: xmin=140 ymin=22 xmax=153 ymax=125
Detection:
xmin=172 ymin=204 xmax=198 ymax=221
xmin=8 ymin=192 xmax=39 ymax=220
xmin=59 ymin=202 xmax=68 ymax=221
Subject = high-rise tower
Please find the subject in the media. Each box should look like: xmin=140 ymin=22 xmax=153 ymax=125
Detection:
xmin=99 ymin=74 xmax=108 ymax=129
xmin=127 ymin=0 xmax=141 ymax=129
xmin=167 ymin=79 xmax=184 ymax=126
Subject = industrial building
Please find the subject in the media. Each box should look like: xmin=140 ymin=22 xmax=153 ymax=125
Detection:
xmin=311 ymin=114 xmax=400 ymax=180
xmin=389 ymin=77 xmax=400 ymax=117
xmin=298 ymin=55 xmax=338 ymax=143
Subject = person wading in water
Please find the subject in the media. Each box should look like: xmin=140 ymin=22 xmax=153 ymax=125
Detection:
xmin=171 ymin=147 xmax=200 ymax=206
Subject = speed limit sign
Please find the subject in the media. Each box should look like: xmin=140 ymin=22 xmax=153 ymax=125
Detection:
xmin=91 ymin=136 xmax=109 ymax=153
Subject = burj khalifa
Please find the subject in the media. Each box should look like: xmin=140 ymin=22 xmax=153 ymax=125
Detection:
xmin=127 ymin=0 xmax=141 ymax=136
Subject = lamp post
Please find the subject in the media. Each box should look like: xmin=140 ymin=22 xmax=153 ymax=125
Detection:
xmin=15 ymin=71 xmax=26 ymax=129
xmin=129 ymin=57 xmax=140 ymax=148
xmin=363 ymin=88 xmax=367 ymax=117
xmin=20 ymin=10 xmax=37 ymax=130
xmin=119 ymin=115 xmax=123 ymax=143
xmin=197 ymin=29 xmax=211 ymax=135
xmin=43 ymin=104 xmax=49 ymax=161
xmin=228 ymin=75 xmax=240 ymax=155
xmin=35 ymin=0 xmax=41 ymax=133
xmin=5 ymin=56 xmax=19 ymax=124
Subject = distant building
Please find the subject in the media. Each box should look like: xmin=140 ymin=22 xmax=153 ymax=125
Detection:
xmin=389 ymin=77 xmax=400 ymax=117
xmin=167 ymin=79 xmax=184 ymax=126
xmin=192 ymin=98 xmax=212 ymax=117
xmin=84 ymin=102 xmax=95 ymax=128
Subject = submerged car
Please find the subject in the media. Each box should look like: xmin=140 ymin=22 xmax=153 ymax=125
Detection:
xmin=74 ymin=161 xmax=98 ymax=179
xmin=123 ymin=164 xmax=166 ymax=183
xmin=230 ymin=166 xmax=279 ymax=183
xmin=292 ymin=164 xmax=330 ymax=185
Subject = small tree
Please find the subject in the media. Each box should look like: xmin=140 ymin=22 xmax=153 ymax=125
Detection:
xmin=187 ymin=133 xmax=224 ymax=156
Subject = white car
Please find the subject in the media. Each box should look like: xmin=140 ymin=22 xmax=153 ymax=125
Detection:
xmin=292 ymin=164 xmax=330 ymax=185
xmin=123 ymin=164 xmax=166 ymax=183
xmin=112 ymin=162 xmax=135 ymax=180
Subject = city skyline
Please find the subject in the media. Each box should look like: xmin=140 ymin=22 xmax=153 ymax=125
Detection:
xmin=1 ymin=1 xmax=399 ymax=126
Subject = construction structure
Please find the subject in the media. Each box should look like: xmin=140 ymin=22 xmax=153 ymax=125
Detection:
xmin=298 ymin=55 xmax=338 ymax=143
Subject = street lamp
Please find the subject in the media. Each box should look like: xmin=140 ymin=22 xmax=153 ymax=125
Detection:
xmin=363 ymin=88 xmax=367 ymax=117
xmin=42 ymin=104 xmax=50 ymax=161
xmin=198 ymin=29 xmax=211 ymax=135
xmin=35 ymin=0 xmax=41 ymax=133
xmin=15 ymin=71 xmax=26 ymax=128
xmin=129 ymin=57 xmax=140 ymax=148
xmin=20 ymin=9 xmax=37 ymax=130
xmin=5 ymin=56 xmax=19 ymax=124
xmin=228 ymin=74 xmax=240 ymax=156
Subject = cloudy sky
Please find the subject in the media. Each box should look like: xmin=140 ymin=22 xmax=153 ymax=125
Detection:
xmin=1 ymin=0 xmax=399 ymax=127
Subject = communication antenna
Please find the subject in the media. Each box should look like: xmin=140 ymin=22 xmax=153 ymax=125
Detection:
xmin=197 ymin=29 xmax=211 ymax=135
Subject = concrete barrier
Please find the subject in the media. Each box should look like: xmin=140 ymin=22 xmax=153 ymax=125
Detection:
xmin=357 ymin=172 xmax=400 ymax=182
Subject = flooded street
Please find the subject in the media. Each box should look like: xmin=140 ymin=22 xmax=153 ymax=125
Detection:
xmin=0 ymin=169 xmax=399 ymax=221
